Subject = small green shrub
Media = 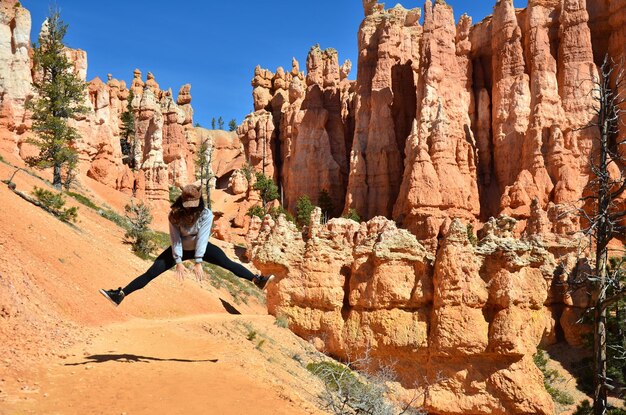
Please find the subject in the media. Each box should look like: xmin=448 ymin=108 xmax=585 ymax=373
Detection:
xmin=246 ymin=329 xmax=257 ymax=341
xmin=274 ymin=315 xmax=289 ymax=328
xmin=573 ymin=400 xmax=626 ymax=415
xmin=65 ymin=191 xmax=98 ymax=210
xmin=467 ymin=223 xmax=478 ymax=246
xmin=268 ymin=205 xmax=295 ymax=223
xmin=533 ymin=350 xmax=574 ymax=406
xmin=58 ymin=207 xmax=78 ymax=223
xmin=253 ymin=172 xmax=279 ymax=202
xmin=308 ymin=359 xmax=422 ymax=415
xmin=307 ymin=361 xmax=361 ymax=392
xmin=33 ymin=187 xmax=65 ymax=210
xmin=124 ymin=201 xmax=156 ymax=258
xmin=99 ymin=208 xmax=130 ymax=229
xmin=169 ymin=186 xmax=182 ymax=204
xmin=296 ymin=195 xmax=315 ymax=228
xmin=342 ymin=208 xmax=361 ymax=222
xmin=247 ymin=205 xmax=265 ymax=219
xmin=240 ymin=163 xmax=253 ymax=182
xmin=32 ymin=187 xmax=78 ymax=223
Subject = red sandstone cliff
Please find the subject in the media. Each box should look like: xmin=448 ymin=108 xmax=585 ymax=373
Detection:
xmin=238 ymin=0 xmax=625 ymax=249
xmin=3 ymin=0 xmax=623 ymax=240
xmin=1 ymin=1 xmax=624 ymax=412
xmin=0 ymin=1 xmax=242 ymax=212
xmin=247 ymin=210 xmax=584 ymax=414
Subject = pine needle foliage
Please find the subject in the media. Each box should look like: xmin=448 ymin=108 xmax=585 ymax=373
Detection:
xmin=26 ymin=8 xmax=87 ymax=189
xmin=120 ymin=89 xmax=137 ymax=169
xmin=296 ymin=195 xmax=315 ymax=228
xmin=317 ymin=189 xmax=333 ymax=223
xmin=124 ymin=201 xmax=156 ymax=259
xmin=342 ymin=208 xmax=361 ymax=223
xmin=253 ymin=172 xmax=279 ymax=204
xmin=32 ymin=187 xmax=78 ymax=223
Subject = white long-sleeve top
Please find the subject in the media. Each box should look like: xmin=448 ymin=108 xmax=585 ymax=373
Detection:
xmin=169 ymin=208 xmax=214 ymax=264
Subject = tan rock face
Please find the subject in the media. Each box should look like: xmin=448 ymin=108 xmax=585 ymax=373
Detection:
xmin=80 ymin=70 xmax=198 ymax=203
xmin=608 ymin=0 xmax=626 ymax=145
xmin=280 ymin=47 xmax=355 ymax=217
xmin=228 ymin=169 xmax=247 ymax=195
xmin=204 ymin=129 xmax=245 ymax=180
xmin=393 ymin=3 xmax=479 ymax=250
xmin=237 ymin=110 xmax=276 ymax=180
xmin=249 ymin=213 xmax=560 ymax=414
xmin=0 ymin=5 xmax=212 ymax=207
xmin=239 ymin=51 xmax=355 ymax=216
xmin=468 ymin=0 xmax=599 ymax=229
xmin=234 ymin=0 xmax=624 ymax=247
xmin=0 ymin=1 xmax=33 ymax=157
xmin=344 ymin=4 xmax=422 ymax=221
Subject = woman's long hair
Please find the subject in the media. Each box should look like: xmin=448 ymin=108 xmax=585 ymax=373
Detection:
xmin=168 ymin=195 xmax=206 ymax=227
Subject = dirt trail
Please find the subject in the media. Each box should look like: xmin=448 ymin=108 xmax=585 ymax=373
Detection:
xmin=1 ymin=312 xmax=327 ymax=415
xmin=0 ymin=162 xmax=328 ymax=414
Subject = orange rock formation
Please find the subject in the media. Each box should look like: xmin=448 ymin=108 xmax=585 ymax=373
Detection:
xmin=0 ymin=4 xmax=225 ymax=210
xmin=248 ymin=209 xmax=596 ymax=414
xmin=237 ymin=0 xmax=625 ymax=249
xmin=1 ymin=1 xmax=624 ymax=412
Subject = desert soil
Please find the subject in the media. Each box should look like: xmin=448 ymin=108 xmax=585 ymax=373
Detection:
xmin=0 ymin=161 xmax=327 ymax=415
xmin=1 ymin=313 xmax=327 ymax=415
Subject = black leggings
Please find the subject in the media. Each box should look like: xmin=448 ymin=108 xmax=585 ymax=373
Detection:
xmin=123 ymin=242 xmax=256 ymax=296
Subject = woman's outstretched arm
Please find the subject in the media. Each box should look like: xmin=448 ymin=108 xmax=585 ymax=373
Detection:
xmin=169 ymin=220 xmax=184 ymax=264
xmin=193 ymin=208 xmax=214 ymax=262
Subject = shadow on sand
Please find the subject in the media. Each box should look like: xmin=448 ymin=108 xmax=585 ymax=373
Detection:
xmin=233 ymin=245 xmax=248 ymax=263
xmin=65 ymin=354 xmax=219 ymax=365
xmin=219 ymin=298 xmax=241 ymax=315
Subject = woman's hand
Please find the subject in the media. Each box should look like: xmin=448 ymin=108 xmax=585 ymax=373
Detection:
xmin=176 ymin=263 xmax=185 ymax=284
xmin=193 ymin=263 xmax=205 ymax=282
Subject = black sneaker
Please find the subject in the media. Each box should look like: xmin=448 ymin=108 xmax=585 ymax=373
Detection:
xmin=99 ymin=287 xmax=125 ymax=306
xmin=253 ymin=275 xmax=275 ymax=290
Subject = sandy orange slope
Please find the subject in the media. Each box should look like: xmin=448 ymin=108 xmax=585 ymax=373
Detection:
xmin=0 ymin=161 xmax=326 ymax=414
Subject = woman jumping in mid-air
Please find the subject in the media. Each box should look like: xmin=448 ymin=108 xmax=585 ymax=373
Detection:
xmin=99 ymin=183 xmax=274 ymax=306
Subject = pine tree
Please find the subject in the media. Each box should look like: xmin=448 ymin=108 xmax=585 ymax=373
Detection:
xmin=124 ymin=201 xmax=156 ymax=258
xmin=228 ymin=118 xmax=237 ymax=132
xmin=296 ymin=195 xmax=315 ymax=229
xmin=120 ymin=89 xmax=136 ymax=170
xmin=317 ymin=189 xmax=333 ymax=223
xmin=26 ymin=8 xmax=87 ymax=190
xmin=342 ymin=208 xmax=361 ymax=223
xmin=575 ymin=56 xmax=626 ymax=415
xmin=253 ymin=172 xmax=279 ymax=207
xmin=211 ymin=117 xmax=216 ymax=129
xmin=218 ymin=116 xmax=224 ymax=130
xmin=195 ymin=137 xmax=213 ymax=208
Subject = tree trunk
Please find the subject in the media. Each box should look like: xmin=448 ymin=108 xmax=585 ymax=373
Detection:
xmin=53 ymin=163 xmax=62 ymax=190
xmin=593 ymin=252 xmax=608 ymax=415
xmin=593 ymin=92 xmax=611 ymax=415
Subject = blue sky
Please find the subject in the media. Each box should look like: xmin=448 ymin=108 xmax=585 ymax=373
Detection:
xmin=23 ymin=1 xmax=527 ymax=128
